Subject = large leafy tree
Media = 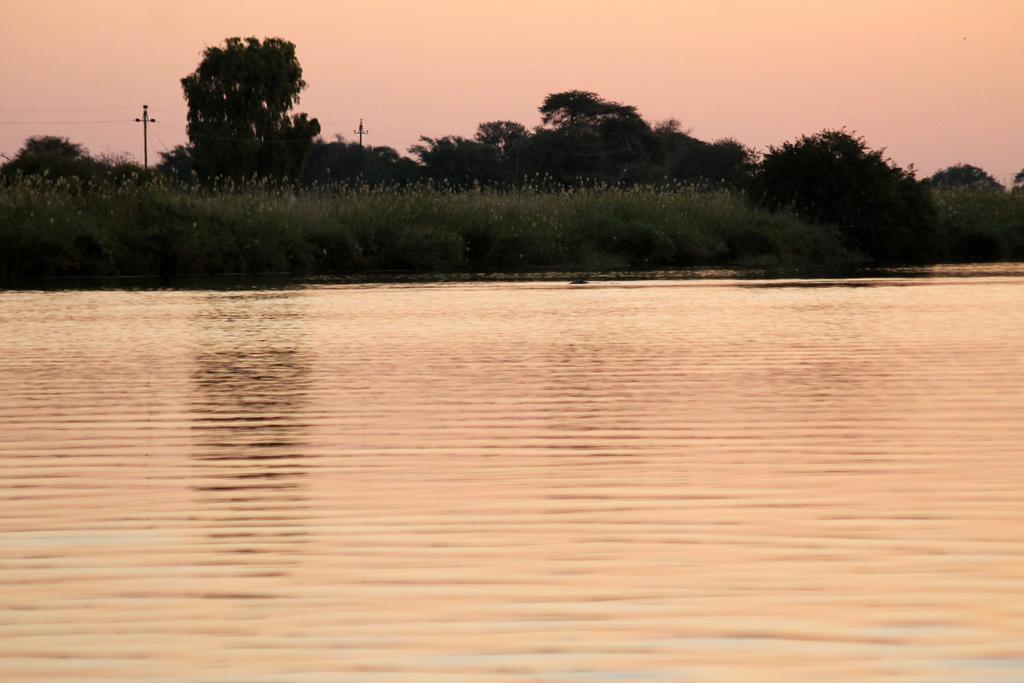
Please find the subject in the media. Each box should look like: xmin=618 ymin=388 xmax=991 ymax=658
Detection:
xmin=754 ymin=130 xmax=937 ymax=262
xmin=539 ymin=90 xmax=639 ymax=129
xmin=181 ymin=36 xmax=320 ymax=181
xmin=529 ymin=91 xmax=660 ymax=184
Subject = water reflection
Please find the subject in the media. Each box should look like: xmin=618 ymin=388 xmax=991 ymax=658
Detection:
xmin=189 ymin=292 xmax=313 ymax=563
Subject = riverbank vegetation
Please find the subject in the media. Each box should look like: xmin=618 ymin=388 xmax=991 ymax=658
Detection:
xmin=2 ymin=174 xmax=1021 ymax=281
xmin=0 ymin=179 xmax=851 ymax=279
xmin=2 ymin=35 xmax=1023 ymax=281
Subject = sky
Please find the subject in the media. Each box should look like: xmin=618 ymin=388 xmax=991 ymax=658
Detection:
xmin=2 ymin=0 xmax=1022 ymax=183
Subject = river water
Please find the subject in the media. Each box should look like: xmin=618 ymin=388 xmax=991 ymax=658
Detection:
xmin=2 ymin=266 xmax=1023 ymax=682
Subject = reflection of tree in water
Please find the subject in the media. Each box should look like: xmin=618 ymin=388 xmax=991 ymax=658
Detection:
xmin=189 ymin=291 xmax=313 ymax=566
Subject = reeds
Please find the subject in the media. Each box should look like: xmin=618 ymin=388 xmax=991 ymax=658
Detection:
xmin=3 ymin=175 xmax=1018 ymax=281
xmin=932 ymin=187 xmax=1024 ymax=262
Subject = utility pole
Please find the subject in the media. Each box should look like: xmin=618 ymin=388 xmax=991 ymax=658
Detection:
xmin=354 ymin=118 xmax=369 ymax=148
xmin=134 ymin=104 xmax=157 ymax=169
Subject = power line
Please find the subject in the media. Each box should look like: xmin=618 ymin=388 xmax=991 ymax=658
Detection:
xmin=0 ymin=119 xmax=128 ymax=125
xmin=153 ymin=121 xmax=320 ymax=144
xmin=364 ymin=118 xmax=421 ymax=134
xmin=0 ymin=106 xmax=138 ymax=113
xmin=148 ymin=106 xmax=187 ymax=118
xmin=150 ymin=127 xmax=171 ymax=154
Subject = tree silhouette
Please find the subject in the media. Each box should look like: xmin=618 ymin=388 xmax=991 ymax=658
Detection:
xmin=754 ymin=130 xmax=936 ymax=262
xmin=156 ymin=145 xmax=195 ymax=184
xmin=1 ymin=136 xmax=91 ymax=178
xmin=181 ymin=36 xmax=320 ymax=181
xmin=303 ymin=136 xmax=417 ymax=187
xmin=928 ymin=164 xmax=1002 ymax=191
xmin=409 ymin=136 xmax=503 ymax=187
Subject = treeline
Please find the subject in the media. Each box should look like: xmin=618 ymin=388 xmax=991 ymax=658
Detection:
xmin=149 ymin=91 xmax=756 ymax=190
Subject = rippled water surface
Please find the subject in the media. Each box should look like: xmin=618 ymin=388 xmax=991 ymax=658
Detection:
xmin=2 ymin=266 xmax=1024 ymax=682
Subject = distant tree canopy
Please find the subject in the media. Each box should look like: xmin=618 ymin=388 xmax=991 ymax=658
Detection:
xmin=928 ymin=164 xmax=1002 ymax=191
xmin=410 ymin=136 xmax=505 ymax=187
xmin=753 ymin=130 xmax=937 ymax=262
xmin=1015 ymin=169 xmax=1024 ymax=191
xmin=1 ymin=136 xmax=95 ymax=179
xmin=156 ymin=145 xmax=195 ymax=184
xmin=523 ymin=90 xmax=662 ymax=184
xmin=181 ymin=36 xmax=320 ymax=181
xmin=1 ymin=135 xmax=143 ymax=183
xmin=303 ymin=136 xmax=418 ymax=187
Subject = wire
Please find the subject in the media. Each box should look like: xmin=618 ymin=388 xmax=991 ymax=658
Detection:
xmin=0 ymin=106 xmax=138 ymax=113
xmin=153 ymin=121 xmax=318 ymax=144
xmin=150 ymin=128 xmax=172 ymax=153
xmin=0 ymin=119 xmax=129 ymax=125
xmin=363 ymin=118 xmax=422 ymax=134
xmin=149 ymin=106 xmax=187 ymax=118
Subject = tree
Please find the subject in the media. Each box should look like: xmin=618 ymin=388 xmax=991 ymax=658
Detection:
xmin=473 ymin=121 xmax=529 ymax=183
xmin=1 ymin=135 xmax=98 ymax=179
xmin=156 ymin=145 xmax=196 ymax=184
xmin=303 ymin=136 xmax=418 ymax=187
xmin=409 ymin=136 xmax=504 ymax=187
xmin=754 ymin=130 xmax=937 ymax=262
xmin=475 ymin=121 xmax=528 ymax=155
xmin=539 ymin=90 xmax=639 ymax=129
xmin=1015 ymin=169 xmax=1024 ymax=191
xmin=475 ymin=121 xmax=527 ymax=160
xmin=928 ymin=164 xmax=1002 ymax=191
xmin=530 ymin=91 xmax=660 ymax=184
xmin=181 ymin=36 xmax=320 ymax=181
xmin=671 ymin=138 xmax=756 ymax=189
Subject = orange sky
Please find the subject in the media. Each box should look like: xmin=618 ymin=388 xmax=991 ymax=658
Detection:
xmin=2 ymin=0 xmax=1022 ymax=182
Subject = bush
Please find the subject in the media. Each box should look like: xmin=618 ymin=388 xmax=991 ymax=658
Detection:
xmin=753 ymin=130 xmax=937 ymax=262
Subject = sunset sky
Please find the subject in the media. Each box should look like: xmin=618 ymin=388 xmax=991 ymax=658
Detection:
xmin=2 ymin=0 xmax=1022 ymax=182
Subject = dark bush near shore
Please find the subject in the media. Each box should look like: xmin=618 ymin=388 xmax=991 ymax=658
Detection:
xmin=753 ymin=130 xmax=939 ymax=263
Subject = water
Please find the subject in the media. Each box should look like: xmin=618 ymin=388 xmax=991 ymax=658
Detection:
xmin=2 ymin=266 xmax=1024 ymax=682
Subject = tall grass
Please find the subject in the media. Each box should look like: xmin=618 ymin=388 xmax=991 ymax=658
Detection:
xmin=933 ymin=188 xmax=1024 ymax=262
xmin=16 ymin=178 xmax=1024 ymax=281
xmin=1 ymin=176 xmax=858 ymax=280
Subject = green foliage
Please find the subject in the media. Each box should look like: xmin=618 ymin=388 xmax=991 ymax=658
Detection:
xmin=928 ymin=164 xmax=1003 ymax=191
xmin=753 ymin=130 xmax=937 ymax=262
xmin=181 ymin=36 xmax=321 ymax=181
